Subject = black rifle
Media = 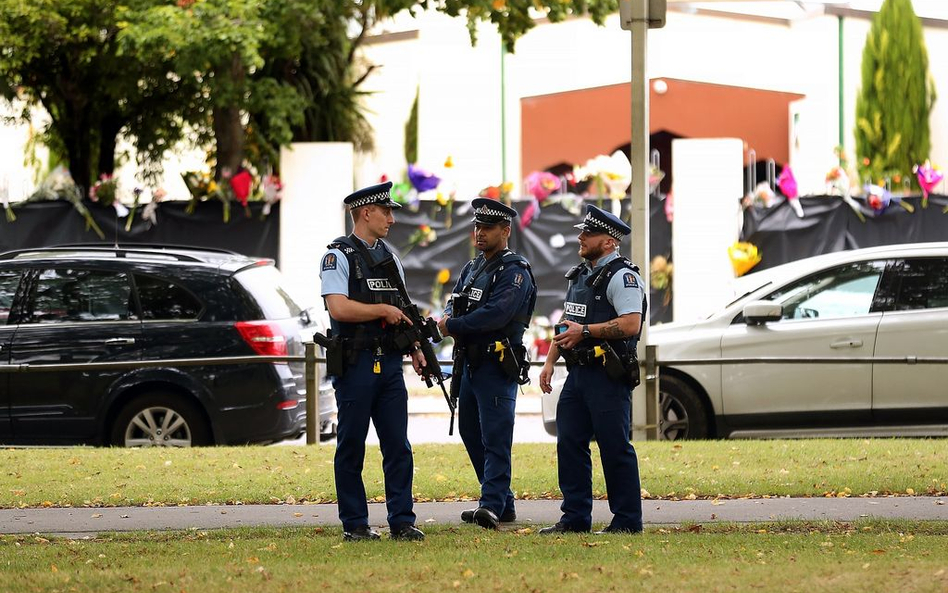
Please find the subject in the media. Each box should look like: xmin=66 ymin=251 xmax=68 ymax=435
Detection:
xmin=377 ymin=257 xmax=455 ymax=434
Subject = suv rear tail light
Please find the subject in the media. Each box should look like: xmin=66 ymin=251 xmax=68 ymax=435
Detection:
xmin=235 ymin=321 xmax=288 ymax=357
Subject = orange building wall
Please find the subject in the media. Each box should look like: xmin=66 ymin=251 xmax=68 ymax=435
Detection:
xmin=520 ymin=79 xmax=804 ymax=174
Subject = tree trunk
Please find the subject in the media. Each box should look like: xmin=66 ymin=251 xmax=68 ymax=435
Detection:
xmin=63 ymin=104 xmax=94 ymax=199
xmin=97 ymin=113 xmax=123 ymax=177
xmin=213 ymin=53 xmax=247 ymax=178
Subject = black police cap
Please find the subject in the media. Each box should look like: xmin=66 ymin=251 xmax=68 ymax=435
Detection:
xmin=343 ymin=181 xmax=401 ymax=210
xmin=573 ymin=204 xmax=631 ymax=240
xmin=471 ymin=198 xmax=517 ymax=225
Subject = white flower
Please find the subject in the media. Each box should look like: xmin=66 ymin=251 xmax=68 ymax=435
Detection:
xmin=574 ymin=150 xmax=632 ymax=199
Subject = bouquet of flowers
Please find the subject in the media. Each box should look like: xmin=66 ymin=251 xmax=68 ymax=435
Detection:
xmin=728 ymin=242 xmax=762 ymax=277
xmin=573 ymin=150 xmax=632 ymax=207
xmin=520 ymin=171 xmax=562 ymax=229
xmin=650 ymin=255 xmax=674 ymax=307
xmin=261 ymin=174 xmax=283 ymax=217
xmin=914 ymin=161 xmax=944 ymax=209
xmin=25 ymin=165 xmax=104 ymax=238
xmin=826 ymin=160 xmax=866 ymax=223
xmin=89 ymin=174 xmax=118 ymax=207
xmin=479 ymin=181 xmax=514 ymax=204
xmin=430 ymin=267 xmax=452 ymax=311
xmin=777 ymin=166 xmax=804 ymax=218
xmin=182 ymin=164 xmax=267 ymax=222
xmin=142 ymin=188 xmax=165 ymax=226
xmin=403 ymin=223 xmax=437 ymax=255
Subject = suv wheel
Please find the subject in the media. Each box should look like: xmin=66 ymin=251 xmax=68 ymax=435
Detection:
xmin=659 ymin=376 xmax=709 ymax=440
xmin=111 ymin=394 xmax=211 ymax=447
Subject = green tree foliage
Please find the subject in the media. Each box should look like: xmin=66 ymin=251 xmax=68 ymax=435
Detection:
xmin=0 ymin=0 xmax=197 ymax=192
xmin=2 ymin=0 xmax=616 ymax=186
xmin=854 ymin=0 xmax=937 ymax=186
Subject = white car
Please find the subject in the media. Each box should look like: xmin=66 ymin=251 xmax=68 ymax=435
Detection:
xmin=543 ymin=242 xmax=948 ymax=439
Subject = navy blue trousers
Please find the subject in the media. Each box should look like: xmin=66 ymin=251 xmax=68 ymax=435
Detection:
xmin=458 ymin=358 xmax=517 ymax=517
xmin=555 ymin=365 xmax=642 ymax=531
xmin=332 ymin=350 xmax=415 ymax=531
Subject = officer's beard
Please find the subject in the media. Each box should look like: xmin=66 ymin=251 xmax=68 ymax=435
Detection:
xmin=581 ymin=242 xmax=616 ymax=263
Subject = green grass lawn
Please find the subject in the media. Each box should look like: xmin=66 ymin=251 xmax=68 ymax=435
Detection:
xmin=2 ymin=521 xmax=947 ymax=593
xmin=2 ymin=440 xmax=946 ymax=509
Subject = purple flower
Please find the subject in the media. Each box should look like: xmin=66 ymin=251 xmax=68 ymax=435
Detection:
xmin=407 ymin=163 xmax=441 ymax=193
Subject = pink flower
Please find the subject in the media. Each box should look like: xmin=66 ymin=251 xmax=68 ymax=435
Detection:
xmin=778 ymin=166 xmax=798 ymax=200
xmin=524 ymin=171 xmax=561 ymax=202
xmin=915 ymin=161 xmax=944 ymax=208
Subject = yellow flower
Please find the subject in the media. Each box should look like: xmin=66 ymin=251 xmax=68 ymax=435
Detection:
xmin=437 ymin=268 xmax=451 ymax=284
xmin=436 ymin=192 xmax=449 ymax=206
xmin=207 ymin=181 xmax=219 ymax=193
xmin=444 ymin=156 xmax=454 ymax=168
xmin=501 ymin=181 xmax=514 ymax=193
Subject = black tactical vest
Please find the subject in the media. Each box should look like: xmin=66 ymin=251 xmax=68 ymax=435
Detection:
xmin=563 ymin=255 xmax=647 ymax=357
xmin=457 ymin=250 xmax=537 ymax=346
xmin=325 ymin=235 xmax=405 ymax=339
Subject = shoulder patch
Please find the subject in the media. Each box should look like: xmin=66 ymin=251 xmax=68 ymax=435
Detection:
xmin=623 ymin=272 xmax=639 ymax=288
xmin=322 ymin=253 xmax=337 ymax=271
xmin=513 ymin=272 xmax=524 ymax=288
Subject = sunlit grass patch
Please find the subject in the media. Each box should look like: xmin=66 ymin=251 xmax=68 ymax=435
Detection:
xmin=2 ymin=521 xmax=947 ymax=593
xmin=1 ymin=439 xmax=945 ymax=508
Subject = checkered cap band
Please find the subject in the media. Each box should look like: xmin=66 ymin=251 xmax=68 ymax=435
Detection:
xmin=475 ymin=205 xmax=513 ymax=220
xmin=582 ymin=213 xmax=624 ymax=240
xmin=347 ymin=191 xmax=390 ymax=209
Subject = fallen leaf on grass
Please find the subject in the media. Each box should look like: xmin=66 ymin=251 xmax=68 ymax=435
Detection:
xmin=91 ymin=514 xmax=102 ymax=519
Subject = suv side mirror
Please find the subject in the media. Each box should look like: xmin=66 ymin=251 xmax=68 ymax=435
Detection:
xmin=743 ymin=301 xmax=782 ymax=325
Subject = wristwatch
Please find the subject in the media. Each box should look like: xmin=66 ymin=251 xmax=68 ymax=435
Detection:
xmin=581 ymin=324 xmax=591 ymax=339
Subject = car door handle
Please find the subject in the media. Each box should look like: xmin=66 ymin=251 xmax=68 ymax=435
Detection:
xmin=104 ymin=338 xmax=136 ymax=346
xmin=830 ymin=338 xmax=863 ymax=349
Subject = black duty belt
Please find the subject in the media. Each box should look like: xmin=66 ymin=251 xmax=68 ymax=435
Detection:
xmin=561 ymin=347 xmax=599 ymax=366
xmin=343 ymin=334 xmax=401 ymax=354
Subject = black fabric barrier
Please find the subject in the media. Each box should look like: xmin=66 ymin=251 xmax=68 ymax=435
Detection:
xmin=22 ymin=192 xmax=947 ymax=323
xmin=350 ymin=195 xmax=673 ymax=322
xmin=0 ymin=200 xmax=280 ymax=264
xmin=741 ymin=194 xmax=948 ymax=273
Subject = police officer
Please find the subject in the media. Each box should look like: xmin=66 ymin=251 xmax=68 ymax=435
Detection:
xmin=437 ymin=198 xmax=537 ymax=530
xmin=319 ymin=181 xmax=426 ymax=541
xmin=538 ymin=204 xmax=646 ymax=535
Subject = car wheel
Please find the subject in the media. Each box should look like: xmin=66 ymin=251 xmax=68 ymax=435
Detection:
xmin=658 ymin=376 xmax=709 ymax=440
xmin=111 ymin=394 xmax=211 ymax=447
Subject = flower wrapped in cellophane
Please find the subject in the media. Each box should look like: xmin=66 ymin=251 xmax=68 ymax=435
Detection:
xmin=914 ymin=161 xmax=944 ymax=210
xmin=728 ymin=242 xmax=762 ymax=277
xmin=574 ymin=150 xmax=632 ymax=207
xmin=24 ymin=165 xmax=104 ymax=238
xmin=403 ymin=223 xmax=437 ymax=255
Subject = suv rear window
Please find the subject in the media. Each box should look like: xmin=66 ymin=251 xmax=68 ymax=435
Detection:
xmin=135 ymin=274 xmax=203 ymax=320
xmin=233 ymin=265 xmax=302 ymax=320
xmin=890 ymin=258 xmax=948 ymax=310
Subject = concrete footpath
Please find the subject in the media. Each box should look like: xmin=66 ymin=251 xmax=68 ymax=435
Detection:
xmin=1 ymin=497 xmax=945 ymax=538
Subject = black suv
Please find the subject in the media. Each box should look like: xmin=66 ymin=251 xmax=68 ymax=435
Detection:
xmin=0 ymin=245 xmax=335 ymax=447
